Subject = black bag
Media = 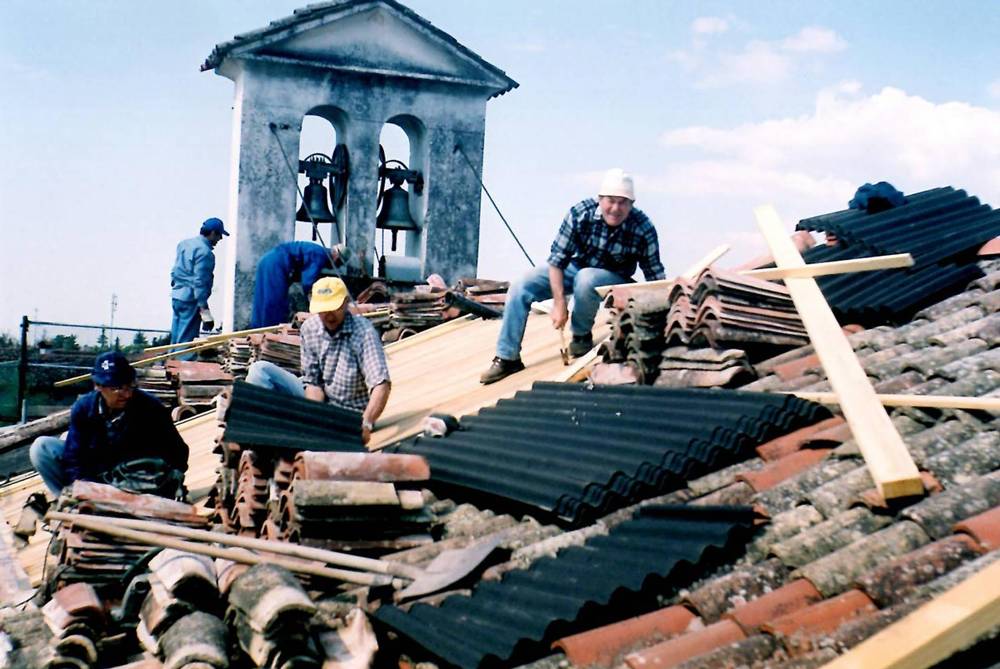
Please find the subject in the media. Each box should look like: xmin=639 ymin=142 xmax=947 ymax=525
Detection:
xmin=97 ymin=458 xmax=187 ymax=501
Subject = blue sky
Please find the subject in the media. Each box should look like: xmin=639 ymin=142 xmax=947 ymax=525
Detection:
xmin=2 ymin=1 xmax=999 ymax=341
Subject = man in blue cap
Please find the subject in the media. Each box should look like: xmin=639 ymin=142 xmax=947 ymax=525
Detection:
xmin=28 ymin=352 xmax=189 ymax=496
xmin=170 ymin=217 xmax=228 ymax=356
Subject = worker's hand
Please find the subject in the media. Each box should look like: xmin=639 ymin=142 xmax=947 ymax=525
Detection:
xmin=362 ymin=419 xmax=374 ymax=445
xmin=199 ymin=308 xmax=215 ymax=331
xmin=550 ymin=300 xmax=568 ymax=330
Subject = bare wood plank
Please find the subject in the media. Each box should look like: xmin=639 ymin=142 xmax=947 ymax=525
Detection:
xmin=594 ymin=244 xmax=731 ymax=298
xmin=820 ymin=557 xmax=1000 ymax=669
xmin=742 ymin=253 xmax=914 ymax=280
xmin=143 ymin=324 xmax=284 ymax=353
xmin=789 ymin=391 xmax=1000 ymax=411
xmin=54 ymin=341 xmax=222 ymax=387
xmin=755 ymin=205 xmax=922 ymax=499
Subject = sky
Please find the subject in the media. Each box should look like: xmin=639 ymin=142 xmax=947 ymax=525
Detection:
xmin=2 ymin=1 xmax=1000 ymax=342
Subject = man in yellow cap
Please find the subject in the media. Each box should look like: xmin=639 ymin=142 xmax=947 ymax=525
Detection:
xmin=245 ymin=277 xmax=391 ymax=443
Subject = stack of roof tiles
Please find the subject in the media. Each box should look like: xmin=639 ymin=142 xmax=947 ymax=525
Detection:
xmin=455 ymin=277 xmax=509 ymax=309
xmin=165 ymin=360 xmax=233 ymax=411
xmin=395 ymin=383 xmax=829 ymax=526
xmin=224 ymin=327 xmax=302 ymax=379
xmin=534 ymin=263 xmax=1000 ymax=668
xmin=262 ymin=451 xmax=437 ymax=553
xmin=135 ymin=366 xmax=176 ymax=408
xmin=46 ymin=482 xmax=210 ymax=595
xmin=390 ymin=290 xmax=451 ymax=330
xmin=212 ymin=382 xmax=364 ymax=536
xmin=374 ymin=504 xmax=758 ymax=669
xmin=795 ymin=186 xmax=1000 ymax=324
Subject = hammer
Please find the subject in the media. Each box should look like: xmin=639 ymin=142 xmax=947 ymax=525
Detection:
xmin=558 ymin=327 xmax=570 ymax=365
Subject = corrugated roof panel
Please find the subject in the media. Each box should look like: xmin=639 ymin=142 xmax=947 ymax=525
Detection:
xmin=395 ymin=384 xmax=828 ymax=524
xmin=374 ymin=504 xmax=757 ymax=669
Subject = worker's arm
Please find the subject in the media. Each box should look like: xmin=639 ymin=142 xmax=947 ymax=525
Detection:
xmin=361 ymin=381 xmax=391 ymax=444
xmin=548 ymin=264 xmax=568 ymax=330
xmin=637 ymin=218 xmax=666 ymax=281
xmin=299 ymin=318 xmax=326 ymax=403
xmin=303 ymin=384 xmax=326 ymax=403
xmin=193 ymin=245 xmax=216 ymax=307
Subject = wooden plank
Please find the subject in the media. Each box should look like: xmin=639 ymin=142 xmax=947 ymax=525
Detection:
xmin=383 ymin=315 xmax=474 ymax=353
xmin=594 ymin=244 xmax=732 ymax=298
xmin=552 ymin=335 xmax=610 ymax=383
xmin=820 ymin=557 xmax=1000 ymax=669
xmin=54 ymin=341 xmax=222 ymax=387
xmin=755 ymin=205 xmax=922 ymax=499
xmin=790 ymin=392 xmax=1000 ymax=411
xmin=142 ymin=324 xmax=284 ymax=353
xmin=742 ymin=253 xmax=914 ymax=280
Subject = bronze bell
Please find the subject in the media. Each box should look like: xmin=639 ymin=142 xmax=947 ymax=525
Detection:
xmin=296 ymin=180 xmax=337 ymax=224
xmin=376 ymin=184 xmax=420 ymax=251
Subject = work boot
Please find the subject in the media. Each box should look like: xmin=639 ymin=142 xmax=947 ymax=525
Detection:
xmin=480 ymin=357 xmax=525 ymax=385
xmin=14 ymin=492 xmax=50 ymax=540
xmin=568 ymin=333 xmax=594 ymax=358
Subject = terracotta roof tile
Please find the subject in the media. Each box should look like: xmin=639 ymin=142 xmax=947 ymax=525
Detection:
xmin=909 ymin=548 xmax=1000 ymax=601
xmin=855 ymin=343 xmax=915 ymax=368
xmin=913 ymin=289 xmax=986 ymax=321
xmin=801 ymin=420 xmax=852 ymax=446
xmin=770 ymin=508 xmax=892 ymax=569
xmin=552 ymin=604 xmax=699 ymax=668
xmin=805 ymin=464 xmax=872 ymax=518
xmin=872 ymin=369 xmax=927 ymax=394
xmin=687 ymin=458 xmax=766 ymax=498
xmin=738 ymin=449 xmax=832 ymax=493
xmin=901 ymin=307 xmax=986 ymax=346
xmin=745 ymin=505 xmax=825 ymax=563
xmin=793 ymin=521 xmax=930 ymax=597
xmin=682 ymin=558 xmax=789 ymax=622
xmin=758 ymin=647 xmax=839 ymax=668
xmin=672 ymin=633 xmax=777 ymax=669
xmin=818 ymin=599 xmax=920 ymax=655
xmin=854 ymin=534 xmax=984 ymax=607
xmin=754 ymin=345 xmax=815 ymax=376
xmin=930 ymin=311 xmax=1000 ymax=347
xmin=623 ymin=619 xmax=746 ymax=669
xmin=954 ymin=504 xmax=1000 ymax=551
xmin=690 ymin=481 xmax=756 ymax=507
xmin=724 ymin=578 xmax=822 ymax=632
xmin=763 ymin=589 xmax=876 ymax=640
xmin=773 ymin=354 xmax=821 ymax=381
xmin=753 ymin=460 xmax=857 ymax=516
xmin=903 ymin=419 xmax=983 ymax=465
xmin=854 ymin=471 xmax=942 ymax=513
xmin=755 ymin=418 xmax=846 ymax=462
xmin=900 ymin=471 xmax=1000 ymax=539
xmin=921 ymin=433 xmax=1000 ymax=488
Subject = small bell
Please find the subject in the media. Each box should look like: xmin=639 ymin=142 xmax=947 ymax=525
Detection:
xmin=376 ymin=184 xmax=420 ymax=251
xmin=296 ymin=180 xmax=337 ymax=224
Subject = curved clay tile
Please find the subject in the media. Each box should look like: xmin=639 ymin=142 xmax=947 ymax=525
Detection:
xmin=744 ymin=505 xmax=824 ymax=563
xmin=681 ymin=558 xmax=789 ymax=623
xmin=725 ymin=578 xmax=823 ymax=632
xmin=769 ymin=508 xmax=892 ymax=569
xmin=738 ymin=449 xmax=832 ymax=493
xmin=623 ymin=619 xmax=746 ymax=669
xmin=900 ymin=471 xmax=1000 ymax=539
xmin=755 ymin=417 xmax=845 ymax=462
xmin=954 ymin=504 xmax=1000 ymax=551
xmin=763 ymin=589 xmax=876 ymax=639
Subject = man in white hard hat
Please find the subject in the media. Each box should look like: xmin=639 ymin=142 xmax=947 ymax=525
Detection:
xmin=481 ymin=168 xmax=665 ymax=384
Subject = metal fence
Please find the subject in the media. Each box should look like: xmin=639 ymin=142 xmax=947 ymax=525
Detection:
xmin=4 ymin=316 xmax=169 ymax=424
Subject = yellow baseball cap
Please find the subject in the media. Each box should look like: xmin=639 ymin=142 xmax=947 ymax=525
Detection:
xmin=309 ymin=277 xmax=349 ymax=313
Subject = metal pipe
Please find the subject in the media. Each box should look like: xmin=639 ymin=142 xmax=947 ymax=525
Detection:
xmin=17 ymin=316 xmax=28 ymax=424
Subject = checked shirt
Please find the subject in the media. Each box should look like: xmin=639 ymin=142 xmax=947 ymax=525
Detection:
xmin=299 ymin=312 xmax=390 ymax=412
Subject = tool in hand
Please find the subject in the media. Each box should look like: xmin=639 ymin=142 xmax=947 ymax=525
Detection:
xmin=558 ymin=326 xmax=570 ymax=365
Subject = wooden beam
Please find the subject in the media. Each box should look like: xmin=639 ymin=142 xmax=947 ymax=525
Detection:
xmin=53 ymin=341 xmax=222 ymax=388
xmin=755 ymin=205 xmax=922 ymax=499
xmin=142 ymin=324 xmax=284 ymax=353
xmin=742 ymin=253 xmax=914 ymax=280
xmin=820 ymin=558 xmax=1000 ymax=669
xmin=789 ymin=391 xmax=1000 ymax=412
xmin=552 ymin=334 xmax=610 ymax=383
xmin=594 ymin=244 xmax=732 ymax=298
xmin=384 ymin=315 xmax=473 ymax=354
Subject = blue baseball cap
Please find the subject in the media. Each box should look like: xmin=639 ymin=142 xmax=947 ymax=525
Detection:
xmin=92 ymin=351 xmax=137 ymax=386
xmin=200 ymin=217 xmax=229 ymax=236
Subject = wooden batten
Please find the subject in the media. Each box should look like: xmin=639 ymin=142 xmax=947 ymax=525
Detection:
xmin=742 ymin=252 xmax=914 ymax=280
xmin=755 ymin=205 xmax=923 ymax=499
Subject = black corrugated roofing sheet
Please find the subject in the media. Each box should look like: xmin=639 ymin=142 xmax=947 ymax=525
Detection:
xmin=793 ymin=187 xmax=996 ymax=324
xmin=374 ymin=504 xmax=757 ymax=669
xmin=395 ymin=383 xmax=828 ymax=525
xmin=222 ymin=381 xmax=364 ymax=452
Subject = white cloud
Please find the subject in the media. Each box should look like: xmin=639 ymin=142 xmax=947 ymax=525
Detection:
xmin=652 ymin=86 xmax=1000 ymax=255
xmin=780 ymin=26 xmax=847 ymax=53
xmin=692 ymin=17 xmax=729 ymax=35
xmin=671 ymin=24 xmax=847 ymax=88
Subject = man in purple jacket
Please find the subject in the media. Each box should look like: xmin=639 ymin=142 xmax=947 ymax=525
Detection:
xmin=29 ymin=352 xmax=189 ymax=496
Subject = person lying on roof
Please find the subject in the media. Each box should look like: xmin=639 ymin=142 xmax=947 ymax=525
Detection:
xmin=245 ymin=277 xmax=391 ymax=445
xmin=29 ymin=352 xmax=189 ymax=498
xmin=249 ymin=241 xmax=351 ymax=328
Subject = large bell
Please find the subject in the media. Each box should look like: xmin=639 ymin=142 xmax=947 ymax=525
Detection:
xmin=376 ymin=184 xmax=420 ymax=251
xmin=296 ymin=180 xmax=337 ymax=224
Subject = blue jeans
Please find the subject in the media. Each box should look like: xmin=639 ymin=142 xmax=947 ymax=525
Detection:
xmin=496 ymin=264 xmax=627 ymax=360
xmin=170 ymin=299 xmax=201 ymax=361
xmin=245 ymin=361 xmax=305 ymax=398
xmin=30 ymin=436 xmax=72 ymax=495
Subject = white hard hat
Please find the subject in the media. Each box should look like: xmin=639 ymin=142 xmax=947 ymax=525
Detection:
xmin=598 ymin=168 xmax=635 ymax=201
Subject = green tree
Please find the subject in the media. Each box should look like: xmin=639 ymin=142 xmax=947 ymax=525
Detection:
xmin=132 ymin=331 xmax=149 ymax=348
xmin=51 ymin=334 xmax=80 ymax=351
xmin=96 ymin=328 xmax=109 ymax=350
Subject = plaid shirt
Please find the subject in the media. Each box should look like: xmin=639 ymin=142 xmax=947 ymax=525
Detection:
xmin=547 ymin=198 xmax=665 ymax=281
xmin=299 ymin=312 xmax=390 ymax=412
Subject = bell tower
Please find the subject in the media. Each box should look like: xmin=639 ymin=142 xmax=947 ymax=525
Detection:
xmin=202 ymin=0 xmax=517 ymax=329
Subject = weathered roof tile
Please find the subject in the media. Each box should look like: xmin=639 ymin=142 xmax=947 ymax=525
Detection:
xmin=623 ymin=619 xmax=746 ymax=669
xmin=672 ymin=634 xmax=777 ymax=669
xmin=738 ymin=450 xmax=832 ymax=493
xmin=900 ymin=471 xmax=1000 ymax=539
xmin=725 ymin=578 xmax=822 ymax=632
xmin=805 ymin=465 xmax=872 ymax=518
xmin=682 ymin=558 xmax=789 ymax=622
xmin=770 ymin=508 xmax=892 ymax=569
xmin=754 ymin=460 xmax=857 ymax=515
xmin=854 ymin=534 xmax=983 ymax=607
xmin=763 ymin=589 xmax=876 ymax=640
xmin=954 ymin=505 xmax=1000 ymax=551
xmin=793 ymin=520 xmax=930 ymax=597
xmin=921 ymin=433 xmax=1000 ymax=488
xmin=745 ymin=505 xmax=825 ymax=563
